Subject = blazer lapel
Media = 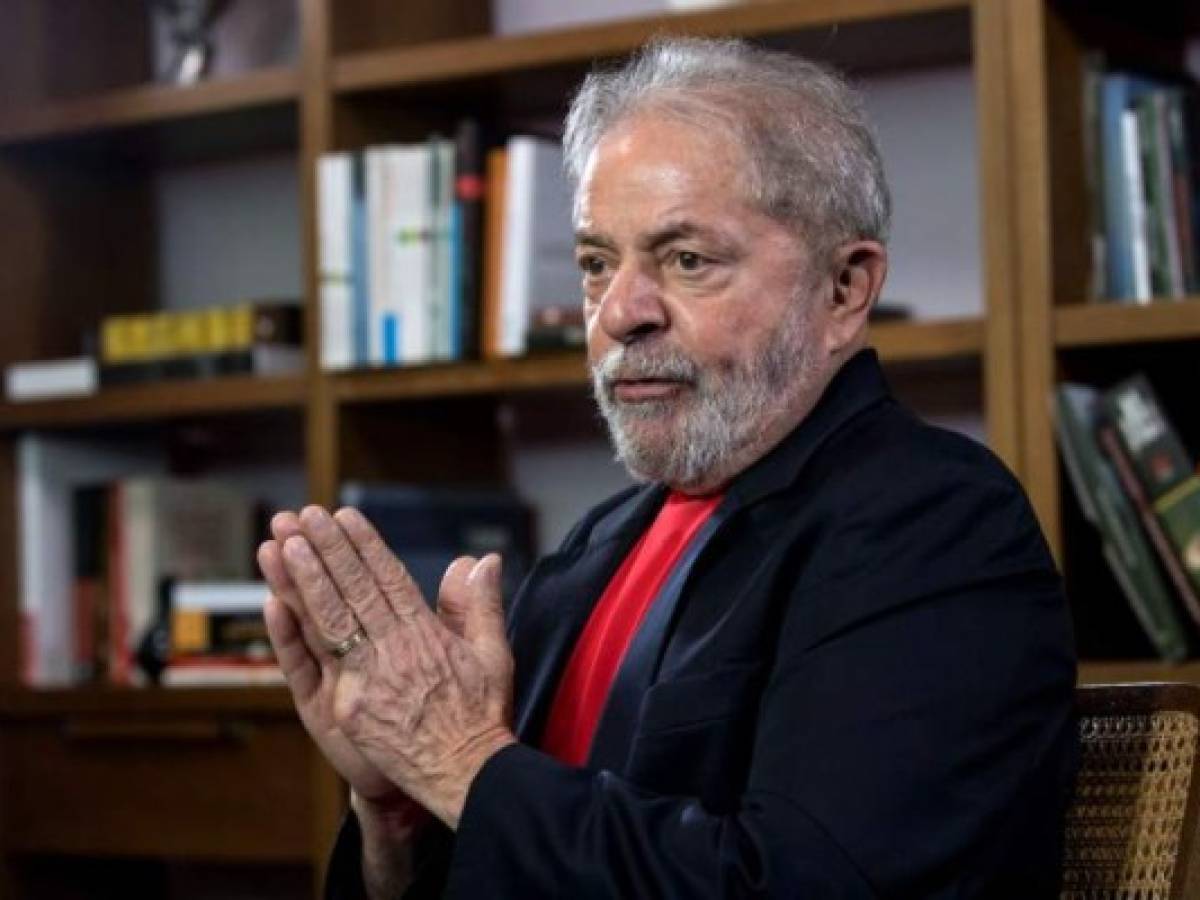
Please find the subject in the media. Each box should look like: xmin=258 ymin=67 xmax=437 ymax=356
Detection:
xmin=510 ymin=485 xmax=666 ymax=744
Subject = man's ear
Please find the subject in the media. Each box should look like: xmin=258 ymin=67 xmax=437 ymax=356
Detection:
xmin=824 ymin=240 xmax=887 ymax=356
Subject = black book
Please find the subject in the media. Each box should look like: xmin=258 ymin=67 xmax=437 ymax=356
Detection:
xmin=339 ymin=482 xmax=535 ymax=606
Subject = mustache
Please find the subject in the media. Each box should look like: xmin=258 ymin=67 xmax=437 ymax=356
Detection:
xmin=592 ymin=344 xmax=700 ymax=386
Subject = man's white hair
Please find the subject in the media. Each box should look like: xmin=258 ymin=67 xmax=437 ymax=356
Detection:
xmin=563 ymin=37 xmax=892 ymax=257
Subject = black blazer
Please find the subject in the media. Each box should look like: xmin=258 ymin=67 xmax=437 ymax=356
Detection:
xmin=328 ymin=349 xmax=1078 ymax=899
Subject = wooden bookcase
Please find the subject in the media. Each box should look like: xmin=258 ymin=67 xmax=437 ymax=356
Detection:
xmin=0 ymin=0 xmax=1196 ymax=894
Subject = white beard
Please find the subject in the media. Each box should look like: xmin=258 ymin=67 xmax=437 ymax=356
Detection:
xmin=591 ymin=296 xmax=821 ymax=491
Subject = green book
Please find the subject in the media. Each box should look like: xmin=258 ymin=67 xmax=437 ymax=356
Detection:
xmin=1104 ymin=374 xmax=1200 ymax=596
xmin=1056 ymin=383 xmax=1190 ymax=661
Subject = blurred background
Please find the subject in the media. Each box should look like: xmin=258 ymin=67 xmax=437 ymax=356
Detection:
xmin=0 ymin=0 xmax=1198 ymax=896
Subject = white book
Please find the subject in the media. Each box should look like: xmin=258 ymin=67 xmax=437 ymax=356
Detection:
xmin=500 ymin=136 xmax=580 ymax=357
xmin=389 ymin=145 xmax=432 ymax=365
xmin=429 ymin=138 xmax=456 ymax=361
xmin=366 ymin=146 xmax=398 ymax=366
xmin=1121 ymin=109 xmax=1152 ymax=304
xmin=17 ymin=434 xmax=163 ymax=687
xmin=5 ymin=357 xmax=98 ymax=402
xmin=317 ymin=153 xmax=354 ymax=371
xmin=171 ymin=580 xmax=268 ymax=613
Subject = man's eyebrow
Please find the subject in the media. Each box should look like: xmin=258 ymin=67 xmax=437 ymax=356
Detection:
xmin=574 ymin=221 xmax=731 ymax=253
xmin=637 ymin=221 xmax=716 ymax=252
xmin=574 ymin=231 xmax=617 ymax=251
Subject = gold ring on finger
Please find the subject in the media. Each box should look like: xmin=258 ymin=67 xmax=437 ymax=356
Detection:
xmin=329 ymin=628 xmax=368 ymax=660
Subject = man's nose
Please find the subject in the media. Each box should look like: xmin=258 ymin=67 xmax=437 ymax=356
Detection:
xmin=597 ymin=263 xmax=667 ymax=344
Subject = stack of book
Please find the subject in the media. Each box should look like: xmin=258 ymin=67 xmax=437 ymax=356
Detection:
xmin=164 ymin=581 xmax=282 ymax=686
xmin=1086 ymin=68 xmax=1200 ymax=302
xmin=99 ymin=300 xmax=304 ymax=385
xmin=317 ymin=124 xmax=579 ymax=371
xmin=1056 ymin=376 xmax=1200 ymax=660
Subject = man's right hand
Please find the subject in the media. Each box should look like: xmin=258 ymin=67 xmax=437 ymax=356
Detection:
xmin=259 ymin=512 xmax=405 ymax=806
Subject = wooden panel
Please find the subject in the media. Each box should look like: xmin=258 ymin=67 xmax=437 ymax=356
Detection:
xmin=1055 ymin=299 xmax=1200 ymax=347
xmin=332 ymin=0 xmax=490 ymax=56
xmin=1006 ymin=0 xmax=1062 ymax=557
xmin=1079 ymin=660 xmax=1200 ymax=686
xmin=0 ymin=153 xmax=156 ymax=370
xmin=871 ymin=318 xmax=983 ymax=362
xmin=0 ymin=0 xmax=150 ymax=110
xmin=335 ymin=355 xmax=590 ymax=405
xmin=333 ymin=0 xmax=970 ymax=93
xmin=0 ymin=712 xmax=312 ymax=861
xmin=0 ymin=687 xmax=295 ymax=717
xmin=0 ymin=67 xmax=300 ymax=146
xmin=0 ymin=376 xmax=309 ymax=431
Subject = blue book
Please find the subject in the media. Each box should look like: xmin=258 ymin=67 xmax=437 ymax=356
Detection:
xmin=1099 ymin=72 xmax=1171 ymax=301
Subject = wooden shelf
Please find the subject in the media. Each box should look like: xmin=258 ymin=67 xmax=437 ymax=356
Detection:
xmin=1054 ymin=298 xmax=1200 ymax=349
xmin=872 ymin=316 xmax=983 ymax=362
xmin=333 ymin=318 xmax=983 ymax=406
xmin=0 ymin=375 xmax=309 ymax=431
xmin=0 ymin=66 xmax=300 ymax=146
xmin=333 ymin=0 xmax=970 ymax=95
xmin=1079 ymin=659 xmax=1200 ymax=686
xmin=0 ymin=686 xmax=295 ymax=718
xmin=335 ymin=353 xmax=589 ymax=405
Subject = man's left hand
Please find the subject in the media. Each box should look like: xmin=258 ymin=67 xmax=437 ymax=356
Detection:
xmin=274 ymin=505 xmax=517 ymax=829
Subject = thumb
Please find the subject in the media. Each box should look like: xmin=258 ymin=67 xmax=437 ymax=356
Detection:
xmin=463 ymin=554 xmax=507 ymax=653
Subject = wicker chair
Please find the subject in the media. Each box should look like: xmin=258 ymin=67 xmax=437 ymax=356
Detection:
xmin=1062 ymin=683 xmax=1200 ymax=899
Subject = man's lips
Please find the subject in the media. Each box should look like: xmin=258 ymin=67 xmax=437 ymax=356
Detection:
xmin=611 ymin=378 xmax=689 ymax=402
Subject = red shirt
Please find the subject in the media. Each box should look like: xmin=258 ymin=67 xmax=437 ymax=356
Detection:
xmin=540 ymin=491 xmax=723 ymax=766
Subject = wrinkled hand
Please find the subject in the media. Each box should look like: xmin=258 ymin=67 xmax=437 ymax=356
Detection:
xmin=258 ymin=505 xmax=516 ymax=829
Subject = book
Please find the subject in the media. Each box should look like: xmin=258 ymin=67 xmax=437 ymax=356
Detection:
xmin=482 ymin=147 xmax=508 ymax=361
xmin=100 ymin=303 xmax=302 ymax=365
xmin=99 ymin=344 xmax=304 ymax=386
xmin=499 ymin=136 xmax=580 ymax=357
xmin=318 ymin=152 xmax=355 ymax=371
xmin=160 ymin=656 xmax=285 ymax=687
xmin=1097 ymin=423 xmax=1200 ymax=630
xmin=170 ymin=581 xmax=270 ymax=658
xmin=453 ymin=119 xmax=485 ymax=361
xmin=1103 ymin=375 xmax=1200 ymax=596
xmin=4 ymin=356 xmax=98 ymax=402
xmin=106 ymin=478 xmax=256 ymax=685
xmin=1098 ymin=72 xmax=1175 ymax=301
xmin=1134 ymin=96 xmax=1181 ymax=298
xmin=1120 ymin=108 xmax=1153 ymax=302
xmin=339 ymin=482 xmax=536 ymax=605
xmin=1055 ymin=384 xmax=1190 ymax=661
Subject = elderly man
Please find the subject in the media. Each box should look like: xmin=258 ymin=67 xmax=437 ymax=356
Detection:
xmin=259 ymin=38 xmax=1076 ymax=898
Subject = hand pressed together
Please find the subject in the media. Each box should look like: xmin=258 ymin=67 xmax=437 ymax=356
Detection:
xmin=258 ymin=505 xmax=517 ymax=830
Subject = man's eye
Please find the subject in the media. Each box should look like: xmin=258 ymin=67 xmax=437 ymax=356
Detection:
xmin=578 ymin=255 xmax=608 ymax=277
xmin=674 ymin=251 xmax=707 ymax=272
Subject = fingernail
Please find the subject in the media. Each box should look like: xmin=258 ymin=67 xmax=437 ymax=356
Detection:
xmin=484 ymin=554 xmax=503 ymax=589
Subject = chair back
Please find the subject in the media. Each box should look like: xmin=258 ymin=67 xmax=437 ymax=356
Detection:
xmin=1062 ymin=682 xmax=1200 ymax=899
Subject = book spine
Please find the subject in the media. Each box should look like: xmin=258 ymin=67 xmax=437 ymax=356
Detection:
xmin=318 ymin=153 xmax=354 ymax=371
xmin=1098 ymin=424 xmax=1200 ymax=627
xmin=481 ymin=147 xmax=508 ymax=361
xmin=1149 ymin=93 xmax=1185 ymax=297
xmin=366 ymin=147 xmax=390 ymax=367
xmin=454 ymin=119 xmax=484 ymax=360
xmin=1165 ymin=92 xmax=1198 ymax=294
xmin=1122 ymin=108 xmax=1153 ymax=302
xmin=1105 ymin=374 xmax=1193 ymax=496
xmin=1155 ymin=477 xmax=1200 ymax=596
xmin=351 ymin=151 xmax=371 ymax=369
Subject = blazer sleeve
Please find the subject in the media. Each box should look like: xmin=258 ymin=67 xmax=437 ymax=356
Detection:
xmin=439 ymin=472 xmax=1077 ymax=898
